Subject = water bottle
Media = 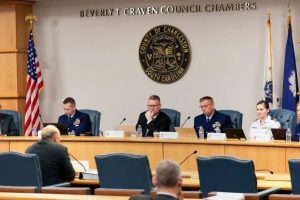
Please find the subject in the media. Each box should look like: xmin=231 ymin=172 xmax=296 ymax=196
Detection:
xmin=32 ymin=127 xmax=38 ymax=136
xmin=286 ymin=128 xmax=292 ymax=142
xmin=137 ymin=125 xmax=143 ymax=137
xmin=198 ymin=126 xmax=205 ymax=140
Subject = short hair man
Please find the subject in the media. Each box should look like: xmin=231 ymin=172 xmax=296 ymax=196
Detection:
xmin=194 ymin=96 xmax=232 ymax=138
xmin=58 ymin=97 xmax=91 ymax=136
xmin=130 ymin=160 xmax=182 ymax=200
xmin=0 ymin=103 xmax=19 ymax=136
xmin=136 ymin=95 xmax=171 ymax=137
xmin=26 ymin=125 xmax=75 ymax=186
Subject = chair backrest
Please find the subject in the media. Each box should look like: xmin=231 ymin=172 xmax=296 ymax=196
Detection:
xmin=218 ymin=110 xmax=243 ymax=129
xmin=196 ymin=156 xmax=257 ymax=197
xmin=161 ymin=108 xmax=181 ymax=131
xmin=270 ymin=109 xmax=297 ymax=133
xmin=0 ymin=152 xmax=43 ymax=192
xmin=95 ymin=153 xmax=153 ymax=194
xmin=1 ymin=110 xmax=22 ymax=135
xmin=79 ymin=109 xmax=101 ymax=136
xmin=289 ymin=159 xmax=300 ymax=194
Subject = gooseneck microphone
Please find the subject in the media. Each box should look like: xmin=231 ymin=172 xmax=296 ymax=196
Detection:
xmin=119 ymin=118 xmax=126 ymax=125
xmin=181 ymin=116 xmax=191 ymax=127
xmin=255 ymin=169 xmax=274 ymax=174
xmin=69 ymin=152 xmax=87 ymax=172
xmin=179 ymin=150 xmax=198 ymax=166
xmin=39 ymin=114 xmax=44 ymax=125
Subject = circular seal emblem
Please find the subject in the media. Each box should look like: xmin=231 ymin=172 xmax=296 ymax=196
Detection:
xmin=139 ymin=25 xmax=191 ymax=84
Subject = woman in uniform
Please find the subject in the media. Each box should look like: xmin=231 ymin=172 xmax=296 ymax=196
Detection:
xmin=249 ymin=100 xmax=280 ymax=140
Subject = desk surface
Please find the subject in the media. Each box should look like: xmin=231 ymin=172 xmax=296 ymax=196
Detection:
xmin=71 ymin=171 xmax=292 ymax=191
xmin=0 ymin=192 xmax=129 ymax=200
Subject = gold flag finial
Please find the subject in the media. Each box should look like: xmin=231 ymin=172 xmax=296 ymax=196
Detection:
xmin=25 ymin=13 xmax=37 ymax=30
xmin=287 ymin=4 xmax=291 ymax=24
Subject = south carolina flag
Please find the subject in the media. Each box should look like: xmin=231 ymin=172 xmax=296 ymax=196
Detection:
xmin=282 ymin=15 xmax=298 ymax=112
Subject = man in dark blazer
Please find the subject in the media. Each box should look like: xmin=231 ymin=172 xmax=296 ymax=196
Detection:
xmin=194 ymin=96 xmax=232 ymax=138
xmin=130 ymin=160 xmax=183 ymax=200
xmin=58 ymin=97 xmax=91 ymax=136
xmin=136 ymin=95 xmax=171 ymax=137
xmin=26 ymin=125 xmax=75 ymax=186
xmin=0 ymin=104 xmax=18 ymax=136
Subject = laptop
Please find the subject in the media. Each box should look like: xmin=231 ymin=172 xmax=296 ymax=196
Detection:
xmin=175 ymin=127 xmax=197 ymax=139
xmin=271 ymin=128 xmax=287 ymax=140
xmin=223 ymin=128 xmax=246 ymax=140
xmin=115 ymin=124 xmax=136 ymax=134
xmin=43 ymin=123 xmax=68 ymax=135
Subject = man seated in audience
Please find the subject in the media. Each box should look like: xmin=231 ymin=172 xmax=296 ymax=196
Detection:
xmin=194 ymin=96 xmax=232 ymax=138
xmin=0 ymin=103 xmax=19 ymax=136
xmin=130 ymin=160 xmax=183 ymax=200
xmin=58 ymin=97 xmax=91 ymax=136
xmin=136 ymin=95 xmax=171 ymax=137
xmin=26 ymin=125 xmax=75 ymax=186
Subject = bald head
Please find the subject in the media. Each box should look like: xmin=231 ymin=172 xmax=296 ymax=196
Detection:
xmin=41 ymin=125 xmax=61 ymax=143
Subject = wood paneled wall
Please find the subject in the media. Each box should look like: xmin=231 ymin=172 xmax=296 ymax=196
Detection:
xmin=0 ymin=1 xmax=34 ymax=134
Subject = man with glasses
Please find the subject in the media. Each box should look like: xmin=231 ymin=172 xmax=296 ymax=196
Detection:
xmin=194 ymin=96 xmax=232 ymax=138
xmin=136 ymin=95 xmax=171 ymax=137
xmin=0 ymin=103 xmax=18 ymax=136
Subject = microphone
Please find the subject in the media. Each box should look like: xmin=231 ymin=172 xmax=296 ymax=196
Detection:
xmin=181 ymin=116 xmax=191 ymax=127
xmin=39 ymin=114 xmax=44 ymax=125
xmin=119 ymin=117 xmax=126 ymax=125
xmin=255 ymin=169 xmax=274 ymax=174
xmin=69 ymin=152 xmax=87 ymax=172
xmin=179 ymin=150 xmax=198 ymax=166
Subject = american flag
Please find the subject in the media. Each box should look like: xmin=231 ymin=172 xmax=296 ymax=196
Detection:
xmin=25 ymin=29 xmax=44 ymax=136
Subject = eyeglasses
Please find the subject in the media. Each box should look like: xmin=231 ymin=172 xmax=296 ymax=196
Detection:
xmin=147 ymin=104 xmax=160 ymax=108
xmin=199 ymin=104 xmax=211 ymax=109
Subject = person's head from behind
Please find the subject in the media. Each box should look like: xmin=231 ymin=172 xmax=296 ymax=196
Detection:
xmin=199 ymin=96 xmax=215 ymax=117
xmin=63 ymin=97 xmax=76 ymax=117
xmin=42 ymin=125 xmax=61 ymax=143
xmin=147 ymin=95 xmax=161 ymax=116
xmin=256 ymin=100 xmax=270 ymax=120
xmin=153 ymin=160 xmax=182 ymax=194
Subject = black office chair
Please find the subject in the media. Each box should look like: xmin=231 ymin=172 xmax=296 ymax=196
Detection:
xmin=219 ymin=110 xmax=243 ymax=129
xmin=79 ymin=109 xmax=101 ymax=136
xmin=95 ymin=153 xmax=153 ymax=194
xmin=161 ymin=108 xmax=181 ymax=131
xmin=289 ymin=159 xmax=300 ymax=194
xmin=197 ymin=156 xmax=279 ymax=198
xmin=1 ymin=110 xmax=22 ymax=135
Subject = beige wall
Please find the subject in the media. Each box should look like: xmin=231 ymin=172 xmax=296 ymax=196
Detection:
xmin=33 ymin=0 xmax=300 ymax=133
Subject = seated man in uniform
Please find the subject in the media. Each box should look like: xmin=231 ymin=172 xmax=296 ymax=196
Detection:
xmin=194 ymin=96 xmax=232 ymax=138
xmin=58 ymin=97 xmax=91 ymax=136
xmin=0 ymin=103 xmax=19 ymax=136
xmin=136 ymin=95 xmax=171 ymax=137
xmin=26 ymin=125 xmax=75 ymax=186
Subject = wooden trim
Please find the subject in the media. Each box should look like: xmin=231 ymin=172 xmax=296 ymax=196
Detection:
xmin=0 ymin=96 xmax=25 ymax=99
xmin=0 ymin=49 xmax=27 ymax=53
xmin=0 ymin=1 xmax=34 ymax=5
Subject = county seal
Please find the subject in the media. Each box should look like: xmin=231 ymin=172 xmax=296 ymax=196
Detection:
xmin=139 ymin=25 xmax=191 ymax=84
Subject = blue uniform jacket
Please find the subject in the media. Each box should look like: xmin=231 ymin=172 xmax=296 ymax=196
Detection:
xmin=194 ymin=110 xmax=233 ymax=138
xmin=58 ymin=110 xmax=91 ymax=136
xmin=294 ymin=123 xmax=300 ymax=141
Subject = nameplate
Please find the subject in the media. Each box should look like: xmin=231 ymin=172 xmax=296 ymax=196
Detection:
xmin=103 ymin=130 xmax=124 ymax=138
xmin=205 ymin=192 xmax=244 ymax=200
xmin=159 ymin=132 xmax=178 ymax=139
xmin=249 ymin=133 xmax=271 ymax=142
xmin=207 ymin=133 xmax=226 ymax=141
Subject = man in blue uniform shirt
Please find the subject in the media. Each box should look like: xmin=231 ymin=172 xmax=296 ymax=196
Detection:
xmin=194 ymin=96 xmax=232 ymax=138
xmin=58 ymin=97 xmax=91 ymax=136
